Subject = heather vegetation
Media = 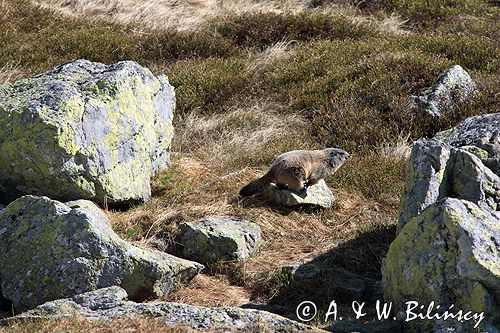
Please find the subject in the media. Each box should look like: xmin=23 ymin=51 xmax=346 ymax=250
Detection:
xmin=0 ymin=0 xmax=498 ymax=330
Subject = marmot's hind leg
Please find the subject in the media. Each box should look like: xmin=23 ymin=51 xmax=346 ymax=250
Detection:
xmin=286 ymin=179 xmax=306 ymax=192
xmin=305 ymin=176 xmax=321 ymax=188
xmin=275 ymin=167 xmax=306 ymax=193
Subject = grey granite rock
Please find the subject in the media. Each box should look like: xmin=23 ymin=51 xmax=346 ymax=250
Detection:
xmin=436 ymin=112 xmax=500 ymax=176
xmin=435 ymin=113 xmax=500 ymax=157
xmin=261 ymin=179 xmax=334 ymax=208
xmin=384 ymin=198 xmax=500 ymax=333
xmin=410 ymin=65 xmax=476 ymax=117
xmin=10 ymin=286 xmax=325 ymax=332
xmin=388 ymin=113 xmax=500 ymax=332
xmin=398 ymin=138 xmax=452 ymax=231
xmin=181 ymin=216 xmax=262 ymax=264
xmin=398 ymin=113 xmax=500 ymax=231
xmin=0 ymin=195 xmax=202 ymax=311
xmin=0 ymin=59 xmax=175 ymax=205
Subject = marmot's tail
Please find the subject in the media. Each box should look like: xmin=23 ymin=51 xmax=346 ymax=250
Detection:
xmin=239 ymin=171 xmax=274 ymax=197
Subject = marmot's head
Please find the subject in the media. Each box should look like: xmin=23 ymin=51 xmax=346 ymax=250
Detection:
xmin=324 ymin=148 xmax=350 ymax=169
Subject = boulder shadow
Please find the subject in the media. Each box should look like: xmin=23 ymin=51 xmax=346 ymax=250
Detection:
xmin=244 ymin=224 xmax=397 ymax=321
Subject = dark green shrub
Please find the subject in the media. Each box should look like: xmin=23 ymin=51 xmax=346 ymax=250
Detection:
xmin=334 ymin=154 xmax=406 ymax=201
xmin=165 ymin=58 xmax=255 ymax=117
xmin=264 ymin=40 xmax=454 ymax=151
xmin=0 ymin=0 xmax=239 ymax=75
xmin=211 ymin=12 xmax=378 ymax=49
xmin=390 ymin=0 xmax=490 ymax=27
xmin=309 ymin=0 xmax=491 ymax=28
xmin=140 ymin=30 xmax=239 ymax=63
xmin=309 ymin=0 xmax=391 ymax=12
xmin=0 ymin=0 xmax=141 ymax=74
xmin=403 ymin=34 xmax=499 ymax=72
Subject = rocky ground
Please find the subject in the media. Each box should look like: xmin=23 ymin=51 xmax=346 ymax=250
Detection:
xmin=0 ymin=0 xmax=498 ymax=332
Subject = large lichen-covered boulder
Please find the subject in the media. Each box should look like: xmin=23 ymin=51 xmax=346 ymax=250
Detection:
xmin=383 ymin=198 xmax=500 ymax=332
xmin=436 ymin=112 xmax=500 ymax=175
xmin=398 ymin=113 xmax=500 ymax=231
xmin=398 ymin=139 xmax=452 ymax=231
xmin=0 ymin=196 xmax=202 ymax=312
xmin=0 ymin=59 xmax=175 ymax=205
xmin=261 ymin=179 xmax=334 ymax=208
xmin=409 ymin=65 xmax=476 ymax=117
xmin=180 ymin=216 xmax=262 ymax=264
xmin=388 ymin=113 xmax=500 ymax=332
xmin=10 ymin=286 xmax=325 ymax=332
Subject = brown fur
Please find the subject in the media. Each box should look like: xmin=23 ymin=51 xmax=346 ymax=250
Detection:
xmin=239 ymin=148 xmax=349 ymax=196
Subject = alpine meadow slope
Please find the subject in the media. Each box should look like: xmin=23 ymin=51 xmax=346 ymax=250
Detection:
xmin=0 ymin=0 xmax=498 ymax=331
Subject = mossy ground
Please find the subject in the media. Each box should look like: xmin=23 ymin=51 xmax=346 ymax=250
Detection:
xmin=0 ymin=0 xmax=498 ymax=331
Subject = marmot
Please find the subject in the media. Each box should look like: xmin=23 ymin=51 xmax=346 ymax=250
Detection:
xmin=239 ymin=148 xmax=349 ymax=196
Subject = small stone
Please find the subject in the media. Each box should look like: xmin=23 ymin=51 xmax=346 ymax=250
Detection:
xmin=261 ymin=179 xmax=334 ymax=208
xmin=146 ymin=237 xmax=169 ymax=252
xmin=72 ymin=286 xmax=128 ymax=311
xmin=409 ymin=65 xmax=476 ymax=117
xmin=180 ymin=216 xmax=261 ymax=264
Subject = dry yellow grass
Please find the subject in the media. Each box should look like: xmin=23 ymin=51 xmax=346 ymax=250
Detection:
xmin=247 ymin=40 xmax=298 ymax=74
xmin=0 ymin=317 xmax=194 ymax=333
xmin=34 ymin=0 xmax=312 ymax=30
xmin=110 ymin=149 xmax=398 ymax=310
xmin=0 ymin=316 xmax=283 ymax=333
xmin=168 ymin=274 xmax=251 ymax=307
xmin=34 ymin=0 xmax=408 ymax=35
xmin=0 ymin=63 xmax=23 ymax=85
xmin=378 ymin=134 xmax=412 ymax=161
xmin=174 ymin=102 xmax=311 ymax=170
